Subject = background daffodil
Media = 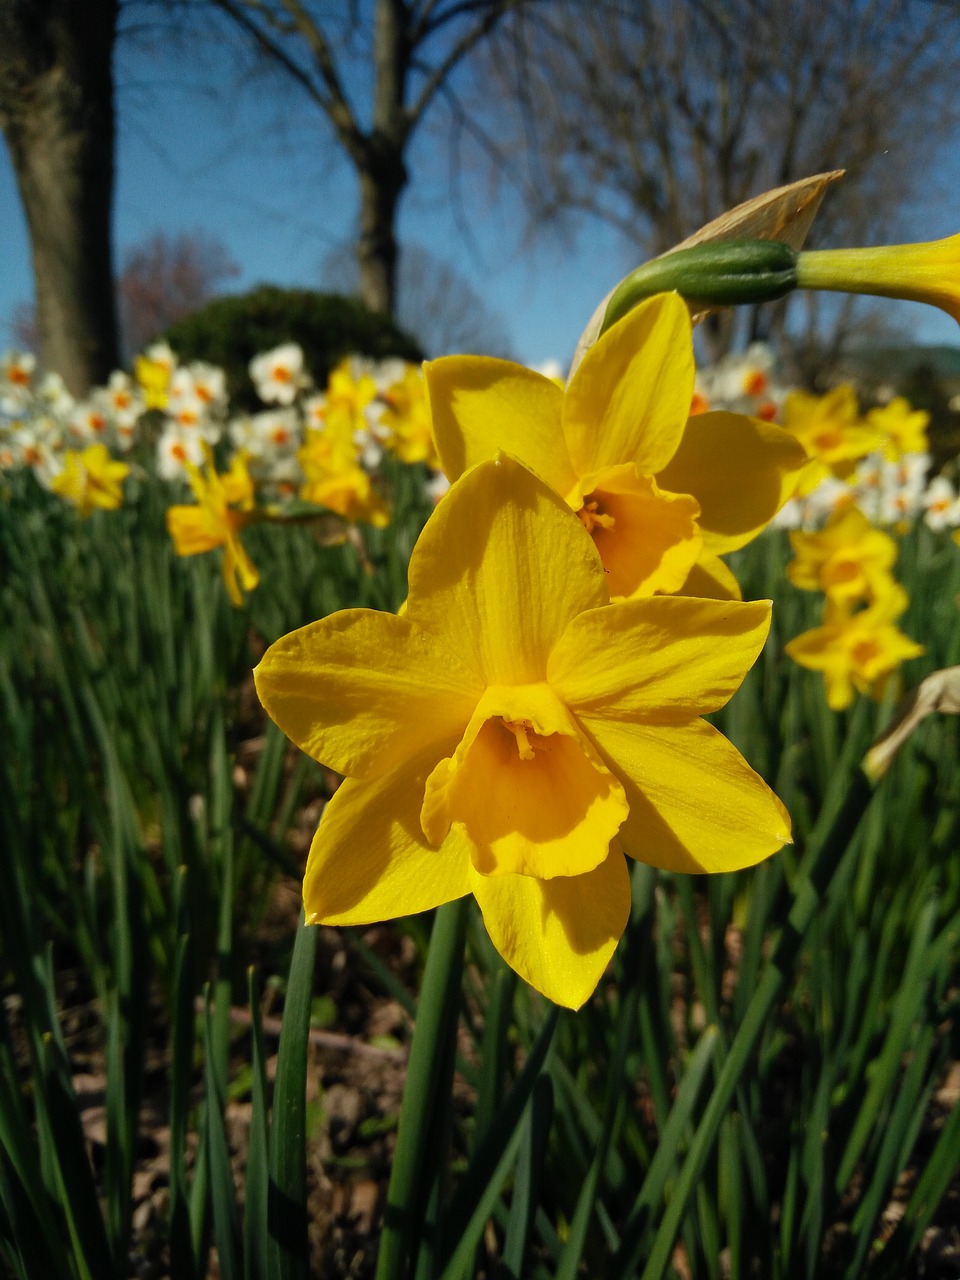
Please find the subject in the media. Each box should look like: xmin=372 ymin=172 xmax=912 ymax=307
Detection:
xmin=787 ymin=507 xmax=898 ymax=606
xmin=425 ymin=293 xmax=807 ymax=601
xmin=781 ymin=385 xmax=882 ymax=494
xmin=785 ymin=587 xmax=924 ymax=710
xmin=255 ymin=455 xmax=789 ymax=1009
xmin=50 ymin=443 xmax=129 ymax=516
xmin=166 ymin=446 xmax=259 ymax=606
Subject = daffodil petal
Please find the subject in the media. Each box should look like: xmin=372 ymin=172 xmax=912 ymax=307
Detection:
xmin=304 ymin=744 xmax=472 ymax=924
xmin=563 ymin=294 xmax=693 ymax=478
xmin=586 ymin=716 xmax=788 ymax=875
xmin=549 ymin=596 xmax=771 ymax=720
xmin=255 ymin=610 xmax=481 ymax=779
xmin=421 ymin=683 xmax=628 ymax=880
xmin=677 ymin=554 xmax=743 ymax=601
xmin=167 ymin=506 xmax=220 ymax=555
xmin=425 ymin=356 xmax=579 ymax=497
xmin=469 ymin=847 xmax=630 ymax=1009
xmin=656 ymin=412 xmax=809 ymax=554
xmin=406 ymin=455 xmax=608 ymax=685
xmin=222 ymin=527 xmax=259 ymax=606
xmin=581 ymin=718 xmax=790 ymax=874
xmin=578 ymin=465 xmax=702 ymax=598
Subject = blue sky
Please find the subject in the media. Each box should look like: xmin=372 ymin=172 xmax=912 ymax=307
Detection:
xmin=3 ymin=19 xmax=960 ymax=373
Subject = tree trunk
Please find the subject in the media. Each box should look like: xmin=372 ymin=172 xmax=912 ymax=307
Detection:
xmin=0 ymin=0 xmax=120 ymax=394
xmin=355 ymin=0 xmax=409 ymax=317
xmin=356 ymin=158 xmax=406 ymax=316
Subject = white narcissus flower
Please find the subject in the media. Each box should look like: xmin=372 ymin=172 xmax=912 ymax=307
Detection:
xmin=257 ymin=452 xmax=303 ymax=499
xmin=425 ymin=470 xmax=450 ymax=506
xmin=250 ymin=343 xmax=306 ymax=405
xmin=370 ymin=357 xmax=409 ymax=395
xmin=252 ymin=409 xmax=301 ymax=455
xmin=769 ymin=497 xmax=803 ymax=530
xmin=188 ymin=362 xmax=228 ymax=412
xmin=922 ymin=476 xmax=960 ymax=530
xmin=156 ymin=425 xmax=205 ymax=481
xmin=229 ymin=414 xmax=262 ymax=456
xmin=13 ymin=426 xmax=62 ymax=485
xmin=2 ymin=349 xmax=35 ymax=393
xmin=67 ymin=402 xmax=110 ymax=446
xmin=804 ymin=476 xmax=858 ymax=526
xmin=144 ymin=341 xmax=177 ymax=374
xmin=36 ymin=371 xmax=75 ymax=419
xmin=302 ymin=393 xmax=327 ymax=432
xmin=1 ymin=351 xmax=35 ymax=416
xmin=879 ymin=453 xmax=929 ymax=525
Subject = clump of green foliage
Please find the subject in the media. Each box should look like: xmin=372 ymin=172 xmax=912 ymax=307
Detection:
xmin=164 ymin=286 xmax=423 ymax=407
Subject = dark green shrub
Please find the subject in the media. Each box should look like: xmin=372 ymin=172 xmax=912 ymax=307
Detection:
xmin=163 ymin=285 xmax=423 ymax=405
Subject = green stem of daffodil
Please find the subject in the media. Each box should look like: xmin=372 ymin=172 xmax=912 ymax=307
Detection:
xmin=600 ymin=240 xmax=799 ymax=335
xmin=376 ymin=897 xmax=469 ymax=1280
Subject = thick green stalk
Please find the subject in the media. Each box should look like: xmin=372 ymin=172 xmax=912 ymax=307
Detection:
xmin=376 ymin=898 xmax=469 ymax=1280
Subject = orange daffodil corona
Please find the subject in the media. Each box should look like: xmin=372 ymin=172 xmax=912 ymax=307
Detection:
xmin=425 ymin=294 xmax=808 ymax=602
xmin=255 ymin=455 xmax=790 ymax=1009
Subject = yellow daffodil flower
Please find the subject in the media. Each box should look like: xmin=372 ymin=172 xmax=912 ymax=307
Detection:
xmin=796 ymin=233 xmax=960 ymax=326
xmin=134 ymin=353 xmax=173 ymax=410
xmin=785 ymin=587 xmax=924 ymax=711
xmin=425 ymin=294 xmax=807 ymax=602
xmin=866 ymin=397 xmax=929 ymax=461
xmin=781 ymin=385 xmax=882 ymax=495
xmin=321 ymin=357 xmax=378 ymax=434
xmin=787 ymin=508 xmax=898 ymax=606
xmin=254 ymin=456 xmax=789 ymax=1009
xmin=379 ymin=365 xmax=439 ymax=467
xmin=50 ymin=443 xmax=129 ymax=517
xmin=166 ymin=447 xmax=259 ymax=606
xmin=298 ymin=422 xmax=390 ymax=527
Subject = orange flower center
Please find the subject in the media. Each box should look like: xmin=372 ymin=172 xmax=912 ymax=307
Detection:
xmin=689 ymin=391 xmax=710 ymax=415
xmin=824 ymin=558 xmax=859 ymax=587
xmin=743 ymin=370 xmax=769 ymax=397
xmin=852 ymin=638 xmax=879 ymax=666
xmin=577 ymin=498 xmax=616 ymax=535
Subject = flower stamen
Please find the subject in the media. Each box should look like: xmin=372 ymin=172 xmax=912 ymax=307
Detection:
xmin=501 ymin=717 xmax=544 ymax=761
xmin=578 ymin=498 xmax=616 ymax=534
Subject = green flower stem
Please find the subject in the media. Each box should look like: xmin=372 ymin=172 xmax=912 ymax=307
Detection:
xmin=796 ymin=245 xmax=925 ymax=303
xmin=600 ymin=241 xmax=799 ymax=335
xmin=376 ymin=898 xmax=470 ymax=1280
xmin=639 ymin=764 xmax=874 ymax=1280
